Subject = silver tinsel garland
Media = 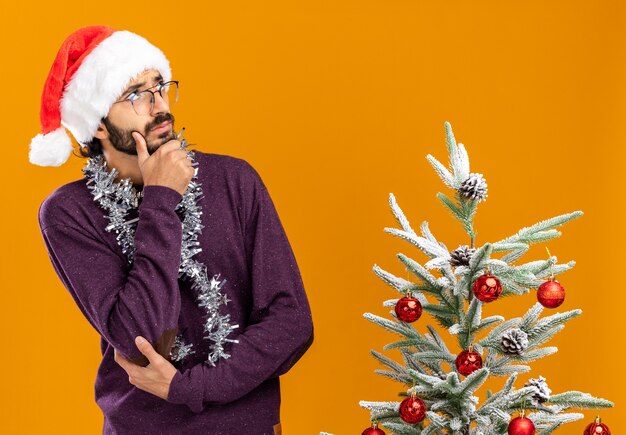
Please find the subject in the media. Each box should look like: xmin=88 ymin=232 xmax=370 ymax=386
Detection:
xmin=83 ymin=134 xmax=239 ymax=366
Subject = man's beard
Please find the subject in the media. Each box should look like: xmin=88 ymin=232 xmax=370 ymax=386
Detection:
xmin=102 ymin=112 xmax=176 ymax=156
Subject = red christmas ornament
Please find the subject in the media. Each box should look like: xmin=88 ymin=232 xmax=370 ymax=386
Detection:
xmin=361 ymin=422 xmax=386 ymax=435
xmin=398 ymin=396 xmax=427 ymax=424
xmin=536 ymin=279 xmax=565 ymax=308
xmin=472 ymin=273 xmax=502 ymax=303
xmin=395 ymin=296 xmax=423 ymax=322
xmin=455 ymin=349 xmax=483 ymax=376
xmin=507 ymin=414 xmax=535 ymax=435
xmin=584 ymin=416 xmax=611 ymax=435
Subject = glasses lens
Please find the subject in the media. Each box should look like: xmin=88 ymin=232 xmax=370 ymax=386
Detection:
xmin=160 ymin=82 xmax=179 ymax=105
xmin=132 ymin=92 xmax=154 ymax=116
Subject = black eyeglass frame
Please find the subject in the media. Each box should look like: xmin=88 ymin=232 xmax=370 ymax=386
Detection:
xmin=113 ymin=80 xmax=179 ymax=115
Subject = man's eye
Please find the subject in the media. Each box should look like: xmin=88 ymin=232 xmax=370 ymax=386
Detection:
xmin=128 ymin=93 xmax=140 ymax=102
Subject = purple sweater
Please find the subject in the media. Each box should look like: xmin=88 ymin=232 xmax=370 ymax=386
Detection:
xmin=38 ymin=151 xmax=314 ymax=435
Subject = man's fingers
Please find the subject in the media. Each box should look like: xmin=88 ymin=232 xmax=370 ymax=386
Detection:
xmin=114 ymin=351 xmax=140 ymax=386
xmin=173 ymin=150 xmax=192 ymax=163
xmin=157 ymin=140 xmax=183 ymax=155
xmin=114 ymin=349 xmax=132 ymax=371
xmin=135 ymin=336 xmax=160 ymax=364
xmin=133 ymin=132 xmax=149 ymax=165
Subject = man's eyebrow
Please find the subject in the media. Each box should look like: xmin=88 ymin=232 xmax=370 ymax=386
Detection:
xmin=121 ymin=82 xmax=145 ymax=97
xmin=121 ymin=75 xmax=164 ymax=97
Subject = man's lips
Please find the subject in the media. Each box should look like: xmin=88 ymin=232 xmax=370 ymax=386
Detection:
xmin=151 ymin=121 xmax=172 ymax=134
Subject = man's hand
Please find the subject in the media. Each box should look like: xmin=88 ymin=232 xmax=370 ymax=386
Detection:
xmin=114 ymin=336 xmax=178 ymax=400
xmin=133 ymin=131 xmax=194 ymax=196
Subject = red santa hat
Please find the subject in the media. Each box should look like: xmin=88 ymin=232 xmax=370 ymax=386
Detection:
xmin=29 ymin=25 xmax=171 ymax=166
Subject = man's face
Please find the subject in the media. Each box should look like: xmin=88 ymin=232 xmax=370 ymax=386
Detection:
xmin=99 ymin=69 xmax=176 ymax=156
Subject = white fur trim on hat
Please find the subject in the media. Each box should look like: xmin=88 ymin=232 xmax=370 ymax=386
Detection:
xmin=29 ymin=127 xmax=73 ymax=167
xmin=60 ymin=30 xmax=171 ymax=145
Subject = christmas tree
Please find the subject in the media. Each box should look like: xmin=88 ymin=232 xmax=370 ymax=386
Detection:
xmin=327 ymin=123 xmax=614 ymax=435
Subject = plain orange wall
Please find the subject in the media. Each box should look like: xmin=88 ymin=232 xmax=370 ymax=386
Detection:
xmin=1 ymin=1 xmax=624 ymax=434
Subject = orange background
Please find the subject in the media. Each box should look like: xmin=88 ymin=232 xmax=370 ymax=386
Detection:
xmin=1 ymin=1 xmax=624 ymax=434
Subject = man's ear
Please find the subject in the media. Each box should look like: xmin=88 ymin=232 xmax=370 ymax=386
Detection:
xmin=93 ymin=121 xmax=109 ymax=140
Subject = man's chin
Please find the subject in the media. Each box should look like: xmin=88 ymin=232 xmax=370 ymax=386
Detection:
xmin=146 ymin=136 xmax=174 ymax=154
xmin=146 ymin=142 xmax=162 ymax=154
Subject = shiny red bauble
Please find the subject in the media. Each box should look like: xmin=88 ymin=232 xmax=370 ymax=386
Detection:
xmin=361 ymin=424 xmax=386 ymax=435
xmin=584 ymin=417 xmax=611 ymax=435
xmin=507 ymin=416 xmax=535 ymax=435
xmin=472 ymin=273 xmax=502 ymax=303
xmin=537 ymin=279 xmax=565 ymax=308
xmin=398 ymin=396 xmax=427 ymax=424
xmin=455 ymin=350 xmax=483 ymax=376
xmin=395 ymin=296 xmax=423 ymax=322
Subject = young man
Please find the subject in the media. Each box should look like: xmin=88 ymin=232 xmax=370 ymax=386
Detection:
xmin=31 ymin=26 xmax=313 ymax=435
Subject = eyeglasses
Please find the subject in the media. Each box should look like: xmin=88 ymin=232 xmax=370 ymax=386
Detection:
xmin=114 ymin=80 xmax=179 ymax=115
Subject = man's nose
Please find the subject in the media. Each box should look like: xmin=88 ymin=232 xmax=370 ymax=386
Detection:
xmin=151 ymin=91 xmax=169 ymax=115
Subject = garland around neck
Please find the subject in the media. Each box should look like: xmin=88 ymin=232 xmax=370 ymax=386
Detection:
xmin=82 ymin=139 xmax=239 ymax=366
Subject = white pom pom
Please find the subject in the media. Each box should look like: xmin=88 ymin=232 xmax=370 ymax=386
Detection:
xmin=29 ymin=127 xmax=73 ymax=167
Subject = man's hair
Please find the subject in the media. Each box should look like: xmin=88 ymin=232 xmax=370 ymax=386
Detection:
xmin=77 ymin=117 xmax=111 ymax=158
xmin=78 ymin=137 xmax=103 ymax=158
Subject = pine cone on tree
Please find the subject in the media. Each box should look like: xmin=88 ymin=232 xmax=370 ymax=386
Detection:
xmin=524 ymin=376 xmax=551 ymax=406
xmin=449 ymin=245 xmax=476 ymax=267
xmin=459 ymin=173 xmax=488 ymax=202
xmin=501 ymin=328 xmax=529 ymax=355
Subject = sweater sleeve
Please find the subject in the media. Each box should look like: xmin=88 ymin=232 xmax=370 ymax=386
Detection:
xmin=39 ymin=185 xmax=184 ymax=366
xmin=166 ymin=163 xmax=314 ymax=413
